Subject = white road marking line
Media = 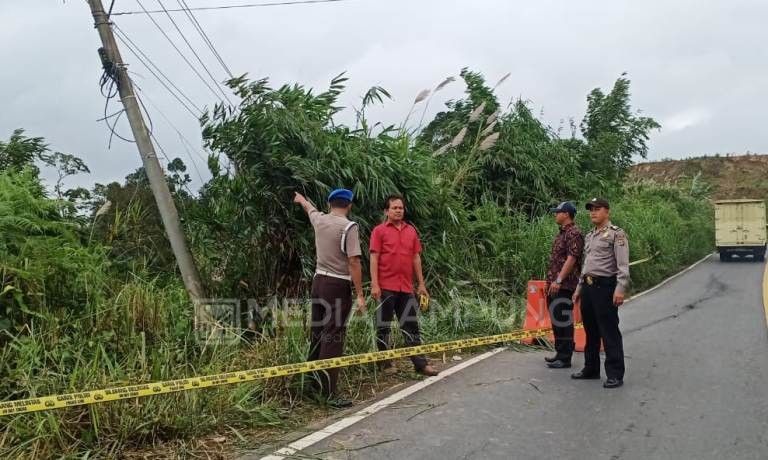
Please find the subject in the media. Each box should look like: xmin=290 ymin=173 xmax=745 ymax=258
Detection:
xmin=259 ymin=251 xmax=716 ymax=459
xmin=627 ymin=253 xmax=713 ymax=303
xmin=259 ymin=347 xmax=506 ymax=460
xmin=762 ymin=258 xmax=768 ymax=330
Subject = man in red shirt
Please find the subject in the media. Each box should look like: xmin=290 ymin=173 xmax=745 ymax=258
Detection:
xmin=370 ymin=195 xmax=439 ymax=377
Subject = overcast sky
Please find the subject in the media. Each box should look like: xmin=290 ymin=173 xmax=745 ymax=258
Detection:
xmin=1 ymin=0 xmax=766 ymax=192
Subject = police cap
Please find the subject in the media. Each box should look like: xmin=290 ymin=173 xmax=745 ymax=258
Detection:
xmin=328 ymin=188 xmax=354 ymax=203
xmin=585 ymin=197 xmax=610 ymax=210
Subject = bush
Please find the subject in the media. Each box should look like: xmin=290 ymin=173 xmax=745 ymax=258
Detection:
xmin=0 ymin=71 xmax=712 ymax=458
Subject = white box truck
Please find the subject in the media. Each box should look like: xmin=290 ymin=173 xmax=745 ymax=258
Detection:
xmin=714 ymin=199 xmax=766 ymax=262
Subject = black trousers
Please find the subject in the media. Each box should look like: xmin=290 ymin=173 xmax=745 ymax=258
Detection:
xmin=308 ymin=275 xmax=353 ymax=397
xmin=580 ymin=280 xmax=625 ymax=379
xmin=547 ymin=289 xmax=575 ymax=361
xmin=376 ymin=290 xmax=428 ymax=371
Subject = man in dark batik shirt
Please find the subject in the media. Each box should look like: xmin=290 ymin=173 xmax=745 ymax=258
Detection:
xmin=544 ymin=201 xmax=585 ymax=369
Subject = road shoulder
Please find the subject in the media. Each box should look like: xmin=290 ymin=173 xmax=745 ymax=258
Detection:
xmin=250 ymin=253 xmax=720 ymax=460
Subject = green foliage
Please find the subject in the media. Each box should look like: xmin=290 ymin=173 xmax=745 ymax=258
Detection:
xmin=580 ymin=74 xmax=661 ymax=181
xmin=0 ymin=129 xmax=48 ymax=177
xmin=195 ymin=74 xmax=456 ymax=299
xmin=0 ymin=169 xmax=107 ymax=335
xmin=87 ymin=161 xmax=194 ymax=275
xmin=39 ymin=151 xmax=91 ymax=200
xmin=419 ymin=68 xmax=500 ymax=150
xmin=0 ymin=70 xmax=710 ymax=458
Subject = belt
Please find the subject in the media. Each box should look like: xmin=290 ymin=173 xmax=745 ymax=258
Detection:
xmin=315 ymin=270 xmax=351 ymax=281
xmin=584 ymin=275 xmax=617 ymax=286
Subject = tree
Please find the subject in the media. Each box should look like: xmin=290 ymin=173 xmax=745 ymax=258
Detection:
xmin=197 ymin=74 xmax=451 ymax=299
xmin=580 ymin=74 xmax=661 ymax=181
xmin=0 ymin=168 xmax=104 ymax=334
xmin=418 ymin=70 xmax=598 ymax=211
xmin=0 ymin=129 xmax=48 ymax=176
xmin=39 ymin=151 xmax=91 ymax=199
xmin=419 ymin=68 xmax=500 ymax=152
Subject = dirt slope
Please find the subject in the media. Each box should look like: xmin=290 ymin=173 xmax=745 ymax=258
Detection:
xmin=629 ymin=154 xmax=768 ymax=200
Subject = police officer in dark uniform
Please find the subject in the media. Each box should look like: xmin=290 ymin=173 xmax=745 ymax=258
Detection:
xmin=571 ymin=198 xmax=630 ymax=389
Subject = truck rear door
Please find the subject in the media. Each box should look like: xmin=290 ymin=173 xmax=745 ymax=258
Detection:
xmin=741 ymin=202 xmax=766 ymax=245
xmin=719 ymin=202 xmax=745 ymax=245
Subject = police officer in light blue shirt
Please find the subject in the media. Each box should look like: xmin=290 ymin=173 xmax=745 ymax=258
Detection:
xmin=571 ymin=198 xmax=630 ymax=389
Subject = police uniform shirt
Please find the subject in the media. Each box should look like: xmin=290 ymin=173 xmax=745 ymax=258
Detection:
xmin=307 ymin=204 xmax=362 ymax=276
xmin=579 ymin=222 xmax=630 ymax=294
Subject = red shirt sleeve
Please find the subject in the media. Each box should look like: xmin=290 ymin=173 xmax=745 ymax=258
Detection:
xmin=413 ymin=228 xmax=422 ymax=254
xmin=370 ymin=226 xmax=382 ymax=253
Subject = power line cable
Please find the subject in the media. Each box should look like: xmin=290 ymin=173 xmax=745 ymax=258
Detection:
xmin=112 ymin=0 xmax=352 ymax=15
xmin=98 ymin=75 xmax=159 ymax=149
xmin=149 ymin=130 xmax=199 ymax=197
xmin=107 ymin=0 xmax=117 ymax=18
xmin=114 ymin=24 xmax=203 ymax=116
xmin=113 ymin=24 xmax=203 ymax=118
xmin=135 ymin=0 xmax=228 ymax=105
xmin=155 ymin=0 xmax=234 ymax=104
xmin=178 ymin=132 xmax=210 ymax=183
xmin=97 ymin=57 xmax=136 ymax=146
xmin=114 ymin=27 xmax=222 ymax=185
xmin=133 ymin=84 xmax=207 ymax=183
xmin=177 ymin=0 xmax=234 ymax=79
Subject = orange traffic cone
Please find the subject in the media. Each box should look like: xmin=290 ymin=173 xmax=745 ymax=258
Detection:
xmin=522 ymin=280 xmax=554 ymax=345
xmin=572 ymin=299 xmax=587 ymax=352
xmin=523 ymin=280 xmax=587 ymax=352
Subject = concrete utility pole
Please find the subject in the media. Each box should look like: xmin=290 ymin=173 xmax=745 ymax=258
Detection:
xmin=87 ymin=0 xmax=209 ymax=329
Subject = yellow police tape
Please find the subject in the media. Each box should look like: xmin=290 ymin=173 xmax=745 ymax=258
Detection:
xmin=0 ymin=324 xmax=577 ymax=417
xmin=629 ymin=251 xmax=660 ymax=267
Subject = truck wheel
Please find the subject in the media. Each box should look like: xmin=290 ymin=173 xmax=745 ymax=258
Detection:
xmin=720 ymin=252 xmax=728 ymax=262
xmin=757 ymin=252 xmax=766 ymax=262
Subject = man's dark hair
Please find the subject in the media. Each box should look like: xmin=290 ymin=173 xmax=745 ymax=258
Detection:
xmin=329 ymin=198 xmax=351 ymax=209
xmin=567 ymin=211 xmax=576 ymax=220
xmin=384 ymin=194 xmax=405 ymax=210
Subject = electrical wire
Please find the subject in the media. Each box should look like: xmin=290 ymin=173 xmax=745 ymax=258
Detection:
xmin=155 ymin=0 xmax=234 ymax=104
xmin=134 ymin=83 xmax=207 ymax=183
xmin=113 ymin=70 xmax=205 ymax=193
xmin=135 ymin=0 xmax=228 ymax=105
xmin=149 ymin=130 xmax=199 ymax=197
xmin=177 ymin=0 xmax=234 ymax=79
xmin=112 ymin=0 xmax=352 ymax=15
xmin=111 ymin=24 xmax=223 ymax=187
xmin=98 ymin=58 xmax=136 ymax=146
xmin=113 ymin=24 xmax=203 ymax=118
xmin=99 ymin=77 xmax=161 ymax=150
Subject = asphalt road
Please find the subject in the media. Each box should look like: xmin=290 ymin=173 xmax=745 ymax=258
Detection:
xmin=279 ymin=255 xmax=768 ymax=460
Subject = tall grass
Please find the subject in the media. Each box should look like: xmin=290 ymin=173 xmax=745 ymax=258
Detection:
xmin=1 ymin=181 xmax=713 ymax=458
xmin=1 ymin=70 xmax=714 ymax=458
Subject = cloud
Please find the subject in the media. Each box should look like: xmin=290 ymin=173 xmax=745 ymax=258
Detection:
xmin=663 ymin=108 xmax=714 ymax=132
xmin=1 ymin=0 xmax=767 ymax=192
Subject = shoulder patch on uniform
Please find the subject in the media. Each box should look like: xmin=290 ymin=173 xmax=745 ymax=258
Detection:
xmin=340 ymin=221 xmax=358 ymax=255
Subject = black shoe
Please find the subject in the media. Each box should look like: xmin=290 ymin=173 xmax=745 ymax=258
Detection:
xmin=603 ymin=378 xmax=624 ymax=389
xmin=544 ymin=355 xmax=558 ymax=363
xmin=328 ymin=397 xmax=353 ymax=408
xmin=571 ymin=369 xmax=600 ymax=380
xmin=547 ymin=360 xmax=571 ymax=369
xmin=415 ymin=365 xmax=440 ymax=377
